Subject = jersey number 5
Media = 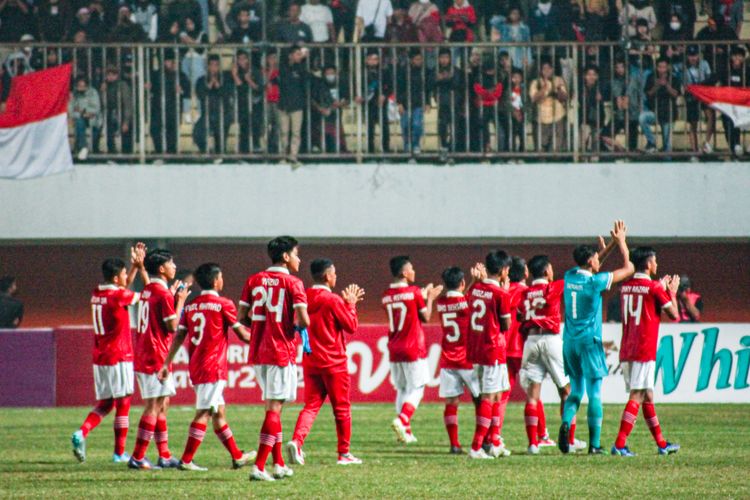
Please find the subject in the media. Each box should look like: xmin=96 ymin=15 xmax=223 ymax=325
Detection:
xmin=442 ymin=312 xmax=461 ymax=342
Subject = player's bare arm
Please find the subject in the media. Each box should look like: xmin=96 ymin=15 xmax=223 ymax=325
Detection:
xmin=232 ymin=324 xmax=252 ymax=344
xmin=295 ymin=305 xmax=311 ymax=329
xmin=596 ymin=234 xmax=617 ymax=266
xmin=158 ymin=327 xmax=188 ymax=381
xmin=610 ymin=220 xmax=635 ymax=284
xmin=661 ymin=274 xmax=681 ymax=321
xmin=237 ymin=304 xmax=251 ymax=327
xmin=419 ymin=283 xmax=444 ymax=322
xmin=166 ymin=285 xmax=190 ymax=333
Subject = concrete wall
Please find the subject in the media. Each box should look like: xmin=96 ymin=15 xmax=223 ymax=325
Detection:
xmin=1 ymin=162 xmax=749 ymax=239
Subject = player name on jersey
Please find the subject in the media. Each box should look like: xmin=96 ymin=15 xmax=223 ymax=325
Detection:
xmin=382 ymin=292 xmax=416 ymax=304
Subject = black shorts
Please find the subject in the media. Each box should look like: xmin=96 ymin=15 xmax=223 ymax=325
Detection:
xmin=686 ymin=100 xmax=700 ymax=123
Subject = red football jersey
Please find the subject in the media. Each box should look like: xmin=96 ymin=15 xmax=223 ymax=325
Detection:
xmin=619 ymin=273 xmax=674 ymax=362
xmin=90 ymin=285 xmax=138 ymax=365
xmin=134 ymin=278 xmax=177 ymax=374
xmin=303 ymin=285 xmax=358 ymax=372
xmin=381 ymin=283 xmax=427 ymax=362
xmin=466 ymin=279 xmax=511 ymax=365
xmin=519 ymin=279 xmax=564 ymax=335
xmin=240 ymin=266 xmax=307 ymax=367
xmin=179 ymin=291 xmax=240 ymax=385
xmin=436 ymin=291 xmax=472 ymax=370
xmin=505 ymin=281 xmax=528 ymax=358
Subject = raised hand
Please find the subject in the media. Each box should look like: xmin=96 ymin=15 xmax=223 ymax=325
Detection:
xmin=597 ymin=235 xmax=607 ymax=253
xmin=131 ymin=242 xmax=147 ymax=267
xmin=342 ymin=284 xmax=365 ymax=305
xmin=471 ymin=262 xmax=487 ymax=281
xmin=610 ymin=219 xmax=627 ymax=243
xmin=425 ymin=283 xmax=444 ymax=300
xmin=668 ymin=274 xmax=680 ymax=294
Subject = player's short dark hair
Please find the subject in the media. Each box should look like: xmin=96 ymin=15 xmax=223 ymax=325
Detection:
xmin=630 ymin=246 xmax=657 ymax=272
xmin=390 ymin=256 xmax=411 ymax=278
xmin=145 ymin=248 xmax=174 ymax=275
xmin=176 ymin=269 xmax=193 ymax=282
xmin=101 ymin=258 xmax=127 ymax=281
xmin=0 ymin=276 xmax=17 ymax=293
xmin=573 ymin=245 xmax=597 ymax=267
xmin=310 ymin=258 xmax=334 ymax=281
xmin=441 ymin=267 xmax=464 ymax=290
xmin=195 ymin=262 xmax=222 ymax=290
xmin=267 ymin=236 xmax=298 ymax=264
xmin=509 ymin=256 xmax=527 ymax=283
xmin=486 ymin=250 xmax=511 ymax=276
xmin=528 ymin=255 xmax=551 ymax=279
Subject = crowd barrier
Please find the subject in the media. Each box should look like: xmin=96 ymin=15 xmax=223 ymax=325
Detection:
xmin=0 ymin=323 xmax=748 ymax=407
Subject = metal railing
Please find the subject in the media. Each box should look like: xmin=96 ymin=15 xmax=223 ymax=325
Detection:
xmin=2 ymin=40 xmax=748 ymax=163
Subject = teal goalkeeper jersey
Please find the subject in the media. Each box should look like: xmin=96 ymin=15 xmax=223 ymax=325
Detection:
xmin=563 ymin=267 xmax=613 ymax=342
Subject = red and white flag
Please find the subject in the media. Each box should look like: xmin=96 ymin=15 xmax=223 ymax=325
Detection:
xmin=687 ymin=84 xmax=750 ymax=130
xmin=0 ymin=63 xmax=73 ymax=179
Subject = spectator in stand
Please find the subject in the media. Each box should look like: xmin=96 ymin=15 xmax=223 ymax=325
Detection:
xmin=193 ymin=54 xmax=234 ymax=155
xmin=301 ymin=0 xmax=335 ymax=42
xmin=683 ymin=45 xmax=715 ymax=157
xmin=656 ymin=0 xmax=696 ymax=38
xmin=661 ymin=13 xmax=692 ymax=66
xmin=168 ymin=0 xmax=205 ymax=32
xmin=582 ymin=0 xmax=609 ymax=42
xmin=677 ymin=275 xmax=703 ymax=323
xmin=274 ymin=3 xmax=314 ymax=44
xmin=627 ymin=18 xmax=656 ymax=74
xmin=695 ymin=15 xmax=737 ymax=80
xmin=278 ymin=45 xmax=309 ymax=167
xmin=529 ymin=0 xmax=575 ymax=42
xmin=445 ymin=0 xmax=476 ymax=65
xmin=473 ymin=54 xmax=504 ymax=156
xmin=356 ymin=0 xmax=393 ymax=42
xmin=640 ymin=56 xmax=680 ymax=153
xmin=529 ymin=56 xmax=568 ymax=153
xmin=43 ymin=47 xmax=61 ymax=68
xmin=434 ymin=48 xmax=464 ymax=155
xmin=232 ymin=49 xmax=265 ymax=154
xmin=357 ymin=48 xmax=392 ymax=153
xmin=331 ymin=0 xmax=356 ymax=42
xmin=224 ymin=0 xmax=264 ymax=40
xmin=158 ymin=18 xmax=182 ymax=43
xmin=0 ymin=276 xmax=23 ymax=329
xmin=101 ymin=65 xmax=133 ymax=154
xmin=602 ymin=57 xmax=637 ymax=152
xmin=618 ymin=0 xmax=656 ymax=38
xmin=625 ymin=57 xmax=647 ymax=151
xmin=37 ymin=0 xmax=72 ymax=42
xmin=579 ymin=64 xmax=608 ymax=154
xmin=1 ymin=43 xmax=33 ymax=101
xmin=132 ymin=0 xmax=159 ymax=42
xmin=70 ymin=6 xmax=104 ymax=42
xmin=409 ymin=0 xmax=443 ymax=69
xmin=228 ymin=5 xmax=263 ymax=42
xmin=466 ymin=47 xmax=482 ymax=152
xmin=179 ymin=16 xmax=208 ymax=123
xmin=720 ymin=46 xmax=750 ymax=159
xmin=148 ymin=49 xmax=189 ymax=156
xmin=715 ymin=0 xmax=743 ymax=37
xmin=397 ymin=48 xmax=431 ymax=157
xmin=509 ymin=67 xmax=525 ymax=153
xmin=386 ymin=3 xmax=418 ymax=66
xmin=311 ymin=63 xmax=349 ymax=152
xmin=491 ymin=6 xmax=532 ymax=70
xmin=69 ymin=75 xmax=102 ymax=161
xmin=109 ymin=5 xmax=146 ymax=42
xmin=0 ymin=0 xmax=35 ymax=43
xmin=264 ymin=51 xmax=281 ymax=153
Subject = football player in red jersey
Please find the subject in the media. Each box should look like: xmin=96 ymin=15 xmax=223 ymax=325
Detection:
xmin=286 ymin=258 xmax=365 ymax=466
xmin=158 ymin=263 xmax=256 ymax=471
xmin=518 ymin=255 xmax=586 ymax=454
xmin=435 ymin=267 xmax=479 ymax=454
xmin=612 ymin=247 xmax=680 ymax=457
xmin=382 ymin=256 xmax=443 ymax=444
xmin=238 ymin=236 xmax=310 ymax=481
xmin=71 ymin=243 xmax=148 ymax=463
xmin=129 ymin=249 xmax=190 ymax=470
xmin=466 ymin=251 xmax=512 ymax=459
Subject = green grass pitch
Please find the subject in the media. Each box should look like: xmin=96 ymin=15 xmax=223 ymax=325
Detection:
xmin=1 ymin=403 xmax=748 ymax=498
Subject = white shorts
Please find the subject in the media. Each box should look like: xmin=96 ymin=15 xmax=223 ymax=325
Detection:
xmin=390 ymin=359 xmax=430 ymax=392
xmin=195 ymin=380 xmax=227 ymax=412
xmin=135 ymin=371 xmax=177 ymax=399
xmin=621 ymin=361 xmax=655 ymax=392
xmin=474 ymin=363 xmax=510 ymax=395
xmin=93 ymin=362 xmax=134 ymax=400
xmin=439 ymin=368 xmax=480 ymax=399
xmin=519 ymin=334 xmax=569 ymax=390
xmin=255 ymin=364 xmax=297 ymax=402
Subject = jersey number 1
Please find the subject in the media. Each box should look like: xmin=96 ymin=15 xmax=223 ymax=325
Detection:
xmin=91 ymin=304 xmax=104 ymax=335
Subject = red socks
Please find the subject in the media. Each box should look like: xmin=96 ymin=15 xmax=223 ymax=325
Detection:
xmin=496 ymin=394 xmax=509 ymax=439
xmin=132 ymin=414 xmax=157 ymax=460
xmin=643 ymin=402 xmax=667 ymax=448
xmin=80 ymin=399 xmax=114 ymax=438
xmin=615 ymin=400 xmax=639 ymax=448
xmin=113 ymin=397 xmax=131 ymax=455
xmin=335 ymin=417 xmax=351 ymax=455
xmin=181 ymin=422 xmax=207 ymax=463
xmin=155 ymin=415 xmax=172 ymax=459
xmin=398 ymin=402 xmax=416 ymax=428
xmin=569 ymin=416 xmax=577 ymax=444
xmin=536 ymin=400 xmax=547 ymax=437
xmin=524 ymin=402 xmax=539 ymax=446
xmin=443 ymin=404 xmax=460 ymax=448
xmin=255 ymin=411 xmax=281 ymax=471
xmin=472 ymin=399 xmax=492 ymax=451
xmin=216 ymin=424 xmax=243 ymax=460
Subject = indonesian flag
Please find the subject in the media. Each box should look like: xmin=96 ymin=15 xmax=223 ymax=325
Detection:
xmin=687 ymin=84 xmax=750 ymax=130
xmin=0 ymin=63 xmax=73 ymax=179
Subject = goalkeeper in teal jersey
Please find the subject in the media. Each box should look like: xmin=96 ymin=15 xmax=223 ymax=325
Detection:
xmin=559 ymin=220 xmax=634 ymax=455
